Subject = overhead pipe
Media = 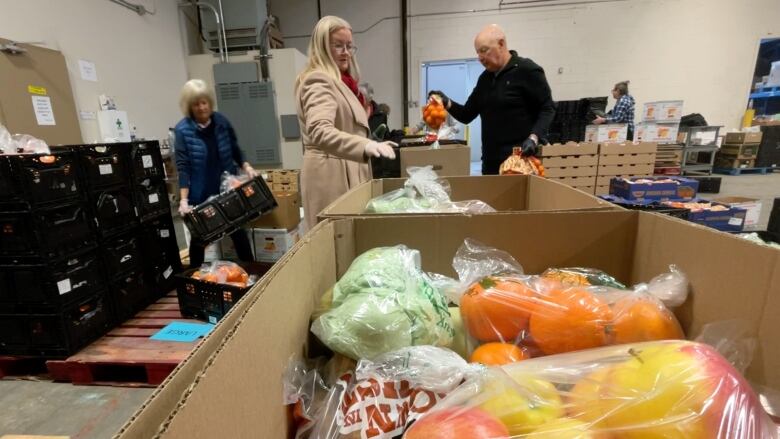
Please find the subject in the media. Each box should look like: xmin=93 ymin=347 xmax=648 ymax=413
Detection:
xmin=401 ymin=0 xmax=409 ymax=126
xmin=178 ymin=1 xmax=225 ymax=62
xmin=216 ymin=0 xmax=229 ymax=62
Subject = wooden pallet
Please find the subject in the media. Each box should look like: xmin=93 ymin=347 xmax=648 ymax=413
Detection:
xmin=46 ymin=292 xmax=202 ymax=387
xmin=0 ymin=356 xmax=49 ymax=379
xmin=713 ymin=167 xmax=772 ymax=176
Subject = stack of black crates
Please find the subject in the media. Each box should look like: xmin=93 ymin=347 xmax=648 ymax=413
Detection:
xmin=0 ymin=141 xmax=182 ymax=357
xmin=548 ymin=97 xmax=608 ymax=144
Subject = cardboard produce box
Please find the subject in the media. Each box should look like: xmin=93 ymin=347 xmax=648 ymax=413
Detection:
xmin=251 ymin=227 xmax=300 ymax=262
xmin=544 ymin=166 xmax=598 ymax=178
xmin=635 ymin=122 xmax=680 ymax=144
xmin=115 ymin=211 xmax=780 ymax=439
xmin=712 ymin=196 xmax=762 ymax=229
xmin=585 ymin=124 xmax=628 ymax=143
xmin=540 ymin=142 xmax=599 ymax=157
xmin=400 ymin=144 xmax=471 ymax=177
xmin=547 ymin=175 xmax=596 ymax=187
xmin=724 ymin=131 xmax=763 ymax=145
xmin=319 ymin=175 xmax=614 ymax=219
xmin=598 ymin=163 xmax=655 ymax=176
xmin=719 ymin=143 xmax=760 ymax=159
xmin=595 ymin=185 xmax=610 ymax=196
xmin=715 ymin=157 xmax=755 ymax=170
xmin=609 ymin=176 xmax=699 ymax=201
xmin=249 ymin=191 xmax=301 ymax=230
xmin=642 ymin=100 xmax=683 ymax=122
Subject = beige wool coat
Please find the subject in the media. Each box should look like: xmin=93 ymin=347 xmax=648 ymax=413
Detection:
xmin=296 ymin=70 xmax=372 ymax=229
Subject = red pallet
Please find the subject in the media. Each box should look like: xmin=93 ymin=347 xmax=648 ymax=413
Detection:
xmin=0 ymin=355 xmax=49 ymax=378
xmin=46 ymin=292 xmax=202 ymax=387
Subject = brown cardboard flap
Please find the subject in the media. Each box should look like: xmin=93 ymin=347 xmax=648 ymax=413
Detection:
xmin=541 ymin=142 xmax=599 ymax=157
xmin=597 ymin=153 xmax=657 ymax=166
xmin=541 ymin=155 xmax=599 ymax=167
xmin=0 ymin=39 xmax=81 ymax=144
xmin=599 ymin=142 xmax=658 ymax=155
xmin=249 ymin=191 xmax=301 ymax=230
xmin=400 ymin=145 xmax=471 ymax=177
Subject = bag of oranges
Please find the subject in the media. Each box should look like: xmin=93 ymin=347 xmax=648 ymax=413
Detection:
xmin=190 ymin=260 xmax=252 ymax=288
xmin=422 ymin=95 xmax=448 ymax=132
xmin=499 ymin=147 xmax=545 ymax=176
xmin=449 ymin=239 xmax=689 ymax=365
xmin=404 ymin=339 xmax=776 ymax=439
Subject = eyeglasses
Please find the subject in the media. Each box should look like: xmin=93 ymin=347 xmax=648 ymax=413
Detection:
xmin=331 ymin=43 xmax=357 ymax=55
xmin=476 ymin=46 xmax=492 ymax=55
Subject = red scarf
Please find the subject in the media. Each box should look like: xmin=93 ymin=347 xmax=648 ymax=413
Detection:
xmin=341 ymin=72 xmax=365 ymax=107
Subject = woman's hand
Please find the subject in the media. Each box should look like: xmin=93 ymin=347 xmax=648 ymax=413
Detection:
xmin=178 ymin=198 xmax=192 ymax=216
xmin=593 ymin=116 xmax=607 ymax=125
xmin=242 ymin=162 xmax=258 ymax=178
xmin=364 ymin=141 xmax=397 ymax=159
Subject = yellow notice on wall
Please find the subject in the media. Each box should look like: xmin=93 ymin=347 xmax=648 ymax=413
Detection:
xmin=27 ymin=85 xmax=47 ymax=95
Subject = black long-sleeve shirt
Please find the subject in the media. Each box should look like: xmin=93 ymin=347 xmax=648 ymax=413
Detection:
xmin=448 ymin=51 xmax=555 ymax=161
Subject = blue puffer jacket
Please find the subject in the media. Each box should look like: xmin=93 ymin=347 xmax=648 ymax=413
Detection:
xmin=174 ymin=112 xmax=245 ymax=204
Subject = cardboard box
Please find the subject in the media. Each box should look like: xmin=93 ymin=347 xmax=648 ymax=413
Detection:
xmin=540 ymin=142 xmax=599 ymax=157
xmin=400 ymin=144 xmax=471 ymax=177
xmin=249 ymin=192 xmax=301 ymax=230
xmin=595 ymin=185 xmax=610 ymax=196
xmin=642 ymin=100 xmax=683 ymax=122
xmin=598 ymin=153 xmax=656 ymax=166
xmin=548 ymin=176 xmax=596 ymax=187
xmin=635 ymin=123 xmax=680 ymax=144
xmin=671 ymin=201 xmax=747 ymax=232
xmin=584 ymin=124 xmax=628 ymax=143
xmin=541 ymin=154 xmax=599 ymax=167
xmin=319 ymin=175 xmax=614 ymax=219
xmin=251 ymin=227 xmax=300 ymax=262
xmin=544 ymin=166 xmax=598 ymax=178
xmin=719 ymin=143 xmax=760 ymax=159
xmin=115 ymin=211 xmax=780 ymax=438
xmin=712 ymin=196 xmax=762 ymax=229
xmin=714 ymin=157 xmax=755 ymax=170
xmin=271 ymin=181 xmax=298 ymax=192
xmin=599 ymin=142 xmax=658 ymax=155
xmin=723 ymin=132 xmax=763 ymax=145
xmin=261 ymin=169 xmax=300 ymax=184
xmin=609 ymin=176 xmax=699 ymax=201
xmin=598 ymin=163 xmax=654 ymax=176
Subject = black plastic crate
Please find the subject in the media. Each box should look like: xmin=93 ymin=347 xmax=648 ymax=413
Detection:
xmin=183 ymin=202 xmax=229 ymax=244
xmin=0 ymin=250 xmax=107 ymax=312
xmin=109 ymin=268 xmax=151 ymax=322
xmin=133 ymin=178 xmax=170 ymax=222
xmin=5 ymin=148 xmax=81 ymax=208
xmin=79 ymin=144 xmax=131 ymax=189
xmin=237 ymin=177 xmax=276 ymax=212
xmin=129 ymin=141 xmax=165 ymax=182
xmin=91 ymin=186 xmax=138 ymax=238
xmin=0 ymin=203 xmax=97 ymax=260
xmin=0 ymin=156 xmax=17 ymax=202
xmin=217 ymin=190 xmax=249 ymax=223
xmin=102 ymin=232 xmax=142 ymax=277
xmin=622 ymin=204 xmax=691 ymax=220
xmin=0 ymin=292 xmax=112 ymax=357
xmin=140 ymin=217 xmax=182 ymax=294
xmin=176 ymin=268 xmax=251 ymax=324
xmin=689 ymin=176 xmax=722 ymax=194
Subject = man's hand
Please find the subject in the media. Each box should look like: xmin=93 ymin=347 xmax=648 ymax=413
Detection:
xmin=521 ymin=137 xmax=538 ymax=157
xmin=593 ymin=116 xmax=607 ymax=125
xmin=428 ymin=90 xmax=451 ymax=109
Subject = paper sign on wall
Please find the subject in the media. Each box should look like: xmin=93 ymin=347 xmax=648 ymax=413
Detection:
xmin=31 ymin=96 xmax=56 ymax=125
xmin=80 ymin=110 xmax=96 ymax=120
xmin=78 ymin=59 xmax=98 ymax=82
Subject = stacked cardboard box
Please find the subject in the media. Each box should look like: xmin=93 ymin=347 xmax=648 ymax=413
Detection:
xmin=654 ymin=144 xmax=683 ymax=174
xmin=635 ymin=100 xmax=683 ymax=144
xmin=249 ymin=169 xmax=302 ymax=262
xmin=584 ymin=124 xmax=628 ymax=144
xmin=539 ymin=142 xmax=599 ymax=194
xmin=595 ymin=142 xmax=658 ymax=195
xmin=715 ymin=132 xmax=763 ymax=170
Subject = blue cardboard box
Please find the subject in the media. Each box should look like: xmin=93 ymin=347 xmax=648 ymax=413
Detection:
xmin=663 ymin=200 xmax=747 ymax=232
xmin=610 ymin=176 xmax=699 ymax=201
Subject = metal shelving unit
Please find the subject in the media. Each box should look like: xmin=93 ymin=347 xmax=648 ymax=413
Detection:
xmin=679 ymin=126 xmax=722 ymax=175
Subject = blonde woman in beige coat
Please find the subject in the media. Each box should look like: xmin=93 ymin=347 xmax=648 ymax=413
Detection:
xmin=295 ymin=15 xmax=396 ymax=229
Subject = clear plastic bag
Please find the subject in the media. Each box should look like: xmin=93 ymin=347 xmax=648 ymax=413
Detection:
xmin=364 ymin=166 xmax=496 ymax=214
xmin=451 ymin=240 xmax=688 ymax=364
xmin=219 ymin=170 xmax=251 ymax=193
xmin=403 ymin=340 xmax=777 ymax=439
xmin=311 ymin=246 xmax=455 ymax=360
xmin=286 ymin=346 xmax=480 ymax=439
xmin=190 ymin=260 xmax=255 ymax=287
xmin=0 ymin=125 xmax=50 ymax=155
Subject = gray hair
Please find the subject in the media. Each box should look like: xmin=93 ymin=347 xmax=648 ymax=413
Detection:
xmin=179 ymin=79 xmax=216 ymax=117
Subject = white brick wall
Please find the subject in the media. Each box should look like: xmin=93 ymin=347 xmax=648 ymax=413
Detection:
xmin=272 ymin=0 xmax=780 ymax=131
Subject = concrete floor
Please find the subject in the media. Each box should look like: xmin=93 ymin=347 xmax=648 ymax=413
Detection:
xmin=0 ymin=171 xmax=778 ymax=439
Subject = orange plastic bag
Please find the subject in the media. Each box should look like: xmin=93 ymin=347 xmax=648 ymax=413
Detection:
xmin=499 ymin=147 xmax=545 ymax=176
xmin=191 ymin=260 xmax=250 ymax=287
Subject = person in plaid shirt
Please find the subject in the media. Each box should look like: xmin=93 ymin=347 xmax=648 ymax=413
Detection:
xmin=593 ymin=81 xmax=635 ymax=140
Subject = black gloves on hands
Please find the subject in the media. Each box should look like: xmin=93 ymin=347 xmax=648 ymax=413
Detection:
xmin=428 ymin=90 xmax=451 ymax=109
xmin=521 ymin=137 xmax=538 ymax=157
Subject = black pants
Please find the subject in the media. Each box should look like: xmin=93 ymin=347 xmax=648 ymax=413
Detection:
xmin=481 ymin=157 xmax=504 ymax=175
xmin=189 ymin=229 xmax=254 ymax=268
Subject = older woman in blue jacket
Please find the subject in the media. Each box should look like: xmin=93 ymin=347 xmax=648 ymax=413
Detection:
xmin=174 ymin=79 xmax=256 ymax=268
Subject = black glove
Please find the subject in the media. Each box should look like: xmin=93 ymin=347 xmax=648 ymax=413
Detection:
xmin=371 ymin=123 xmax=388 ymax=141
xmin=428 ymin=90 xmax=450 ymax=109
xmin=521 ymin=137 xmax=538 ymax=157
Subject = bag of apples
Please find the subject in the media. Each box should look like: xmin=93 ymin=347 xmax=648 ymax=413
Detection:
xmin=448 ymin=239 xmax=690 ymax=366
xmin=404 ymin=340 xmax=777 ymax=438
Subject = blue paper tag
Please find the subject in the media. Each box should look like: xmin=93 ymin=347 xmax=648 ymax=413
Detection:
xmin=150 ymin=322 xmax=214 ymax=342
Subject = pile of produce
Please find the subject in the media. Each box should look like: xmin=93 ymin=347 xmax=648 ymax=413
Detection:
xmin=364 ymin=166 xmax=495 ymax=214
xmin=664 ymin=200 xmax=729 ymax=212
xmin=191 ymin=261 xmax=252 ymax=288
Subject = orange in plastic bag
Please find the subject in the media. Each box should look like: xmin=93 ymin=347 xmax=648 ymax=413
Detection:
xmin=423 ymin=96 xmax=447 ymax=130
xmin=499 ymin=147 xmax=545 ymax=176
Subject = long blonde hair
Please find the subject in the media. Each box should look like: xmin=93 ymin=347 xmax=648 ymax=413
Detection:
xmin=295 ymin=16 xmax=361 ymax=92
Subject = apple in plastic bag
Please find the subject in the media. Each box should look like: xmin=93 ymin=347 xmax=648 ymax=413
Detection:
xmin=566 ymin=341 xmax=773 ymax=438
xmin=404 ymin=406 xmax=510 ymax=439
xmin=479 ymin=370 xmax=564 ymax=435
xmin=530 ymin=417 xmax=597 ymax=438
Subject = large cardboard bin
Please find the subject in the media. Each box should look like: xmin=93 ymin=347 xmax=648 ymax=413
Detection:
xmin=117 ymin=211 xmax=780 ymax=438
xmin=319 ymin=174 xmax=614 ymax=220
